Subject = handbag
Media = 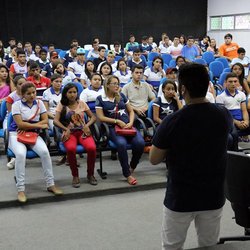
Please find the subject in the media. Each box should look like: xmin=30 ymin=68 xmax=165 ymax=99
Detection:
xmin=17 ymin=131 xmax=38 ymax=145
xmin=114 ymin=103 xmax=136 ymax=136
xmin=17 ymin=100 xmax=40 ymax=145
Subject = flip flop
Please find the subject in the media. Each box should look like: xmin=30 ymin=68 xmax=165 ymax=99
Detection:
xmin=127 ymin=176 xmax=137 ymax=185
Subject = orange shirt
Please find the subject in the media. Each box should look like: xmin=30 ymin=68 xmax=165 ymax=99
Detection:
xmin=219 ymin=42 xmax=239 ymax=60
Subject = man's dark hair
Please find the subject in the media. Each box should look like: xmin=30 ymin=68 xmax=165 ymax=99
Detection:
xmin=39 ymin=48 xmax=48 ymax=55
xmin=187 ymin=36 xmax=194 ymax=41
xmin=178 ymin=63 xmax=209 ymax=98
xmin=131 ymin=64 xmax=143 ymax=73
xmin=225 ymin=72 xmax=238 ymax=81
xmin=133 ymin=48 xmax=141 ymax=54
xmin=224 ymin=33 xmax=233 ymax=39
xmin=98 ymin=46 xmax=106 ymax=52
xmin=29 ymin=61 xmax=40 ymax=70
xmin=16 ymin=49 xmax=26 ymax=57
xmin=237 ymin=47 xmax=246 ymax=54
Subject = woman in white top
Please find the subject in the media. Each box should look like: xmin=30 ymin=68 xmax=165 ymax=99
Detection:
xmin=114 ymin=59 xmax=132 ymax=87
xmin=80 ymin=60 xmax=96 ymax=88
xmin=9 ymin=82 xmax=63 ymax=203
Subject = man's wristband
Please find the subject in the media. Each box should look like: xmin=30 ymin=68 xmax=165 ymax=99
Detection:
xmin=114 ymin=119 xmax=117 ymax=124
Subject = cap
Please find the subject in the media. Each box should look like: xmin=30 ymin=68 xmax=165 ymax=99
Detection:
xmin=166 ymin=67 xmax=178 ymax=74
xmin=50 ymin=51 xmax=58 ymax=58
xmin=77 ymin=47 xmax=85 ymax=55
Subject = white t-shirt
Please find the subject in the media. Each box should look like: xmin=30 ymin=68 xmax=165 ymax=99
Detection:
xmin=62 ymin=71 xmax=76 ymax=85
xmin=114 ymin=70 xmax=132 ymax=85
xmin=80 ymin=72 xmax=91 ymax=87
xmin=42 ymin=87 xmax=62 ymax=115
xmin=79 ymin=86 xmax=104 ymax=102
xmin=167 ymin=44 xmax=183 ymax=59
xmin=68 ymin=61 xmax=85 ymax=76
xmin=97 ymin=61 xmax=117 ymax=74
xmin=144 ymin=67 xmax=165 ymax=82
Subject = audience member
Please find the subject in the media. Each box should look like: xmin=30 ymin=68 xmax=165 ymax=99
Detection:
xmin=80 ymin=60 xmax=96 ymax=88
xmin=114 ymin=59 xmax=132 ymax=86
xmin=127 ymin=49 xmax=147 ymax=70
xmin=219 ymin=33 xmax=239 ymax=61
xmin=68 ymin=47 xmax=86 ymax=77
xmin=231 ymin=47 xmax=250 ymax=77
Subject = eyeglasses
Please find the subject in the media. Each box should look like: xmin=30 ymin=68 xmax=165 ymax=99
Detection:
xmin=109 ymin=82 xmax=119 ymax=87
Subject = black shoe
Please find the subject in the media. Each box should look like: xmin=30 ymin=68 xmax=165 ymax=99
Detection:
xmin=111 ymin=151 xmax=117 ymax=160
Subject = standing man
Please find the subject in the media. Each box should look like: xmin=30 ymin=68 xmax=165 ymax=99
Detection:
xmin=219 ymin=33 xmax=239 ymax=62
xmin=149 ymin=63 xmax=233 ymax=250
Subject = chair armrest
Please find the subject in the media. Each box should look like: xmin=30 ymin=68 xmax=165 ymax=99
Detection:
xmin=98 ymin=122 xmax=110 ymax=147
xmin=133 ymin=117 xmax=147 ymax=137
xmin=90 ymin=123 xmax=100 ymax=144
xmin=53 ymin=126 xmax=62 ymax=143
xmin=40 ymin=129 xmax=51 ymax=148
xmin=4 ymin=129 xmax=9 ymax=154
xmin=144 ymin=117 xmax=156 ymax=137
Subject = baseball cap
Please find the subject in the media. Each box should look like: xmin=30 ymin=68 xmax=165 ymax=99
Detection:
xmin=50 ymin=51 xmax=58 ymax=58
xmin=166 ymin=67 xmax=178 ymax=74
xmin=77 ymin=48 xmax=85 ymax=55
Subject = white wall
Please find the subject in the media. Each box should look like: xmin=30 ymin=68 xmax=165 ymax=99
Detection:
xmin=207 ymin=0 xmax=250 ymax=56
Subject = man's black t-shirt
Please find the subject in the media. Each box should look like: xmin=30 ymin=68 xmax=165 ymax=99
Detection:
xmin=152 ymin=103 xmax=233 ymax=212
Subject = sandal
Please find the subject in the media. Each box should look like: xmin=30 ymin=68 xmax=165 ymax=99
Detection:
xmin=87 ymin=176 xmax=98 ymax=186
xmin=127 ymin=176 xmax=137 ymax=185
xmin=72 ymin=177 xmax=80 ymax=188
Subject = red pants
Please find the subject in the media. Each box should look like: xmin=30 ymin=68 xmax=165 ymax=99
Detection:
xmin=63 ymin=130 xmax=96 ymax=177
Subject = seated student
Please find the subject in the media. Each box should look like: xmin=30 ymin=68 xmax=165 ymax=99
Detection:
xmin=36 ymin=48 xmax=50 ymax=70
xmin=29 ymin=43 xmax=42 ymax=61
xmin=9 ymin=82 xmax=63 ymax=203
xmin=159 ymin=36 xmax=171 ymax=54
xmin=80 ymin=60 xmax=96 ymax=88
xmin=199 ymin=35 xmax=210 ymax=54
xmin=99 ymin=62 xmax=113 ymax=82
xmin=127 ymin=49 xmax=147 ymax=71
xmin=5 ymin=75 xmax=26 ymax=170
xmin=216 ymin=73 xmax=250 ymax=141
xmin=26 ymin=62 xmax=51 ymax=98
xmin=0 ymin=64 xmax=11 ymax=104
xmin=87 ymin=41 xmax=99 ymax=59
xmin=41 ymin=51 xmax=59 ymax=78
xmin=97 ymin=50 xmax=117 ymax=73
xmin=114 ymin=59 xmax=132 ymax=87
xmin=158 ymin=32 xmax=172 ymax=47
xmin=157 ymin=67 xmax=178 ymax=97
xmin=231 ymin=47 xmax=250 ymax=77
xmin=144 ymin=56 xmax=165 ymax=88
xmin=112 ymin=41 xmax=125 ymax=57
xmin=63 ymin=44 xmax=77 ymax=68
xmin=176 ymin=55 xmax=187 ymax=70
xmin=153 ymin=79 xmax=182 ymax=125
xmin=206 ymin=38 xmax=220 ymax=57
xmin=124 ymin=34 xmax=139 ymax=59
xmin=54 ymin=83 xmax=98 ymax=187
xmin=181 ymin=36 xmax=200 ymax=61
xmin=53 ymin=61 xmax=77 ymax=86
xmin=122 ymin=65 xmax=155 ymax=118
xmin=42 ymin=73 xmax=63 ymax=131
xmin=231 ymin=63 xmax=250 ymax=96
xmin=68 ymin=47 xmax=86 ymax=78
xmin=95 ymin=75 xmax=145 ymax=185
xmin=5 ymin=45 xmax=17 ymax=68
xmin=167 ymin=36 xmax=183 ymax=59
xmin=148 ymin=35 xmax=158 ymax=51
xmin=80 ymin=73 xmax=104 ymax=102
xmin=139 ymin=36 xmax=153 ymax=59
xmin=93 ymin=46 xmax=106 ymax=69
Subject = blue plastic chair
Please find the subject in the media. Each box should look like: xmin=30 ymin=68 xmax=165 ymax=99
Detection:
xmin=218 ymin=72 xmax=229 ymax=87
xmin=148 ymin=52 xmax=159 ymax=61
xmin=0 ymin=99 xmax=7 ymax=122
xmin=202 ymin=51 xmax=215 ymax=65
xmin=147 ymin=100 xmax=154 ymax=120
xmin=140 ymin=55 xmax=147 ymax=62
xmin=59 ymin=50 xmax=67 ymax=59
xmin=169 ymin=59 xmax=176 ymax=68
xmin=147 ymin=61 xmax=152 ymax=67
xmin=163 ymin=64 xmax=169 ymax=71
xmin=161 ymin=54 xmax=172 ymax=65
xmin=223 ymin=68 xmax=231 ymax=73
xmin=209 ymin=61 xmax=224 ymax=79
xmin=115 ymin=56 xmax=122 ymax=62
xmin=194 ymin=58 xmax=207 ymax=65
xmin=55 ymin=49 xmax=62 ymax=54
xmin=215 ymin=58 xmax=230 ymax=69
xmin=63 ymin=82 xmax=84 ymax=96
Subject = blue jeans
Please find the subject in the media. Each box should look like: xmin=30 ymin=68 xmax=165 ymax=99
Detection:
xmin=109 ymin=127 xmax=145 ymax=177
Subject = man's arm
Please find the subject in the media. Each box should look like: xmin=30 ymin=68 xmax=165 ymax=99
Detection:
xmin=149 ymin=145 xmax=167 ymax=165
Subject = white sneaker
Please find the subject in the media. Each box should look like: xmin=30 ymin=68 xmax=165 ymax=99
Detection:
xmin=7 ymin=158 xmax=15 ymax=170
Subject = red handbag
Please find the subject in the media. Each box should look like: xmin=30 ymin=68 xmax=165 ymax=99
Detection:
xmin=17 ymin=100 xmax=40 ymax=145
xmin=17 ymin=131 xmax=38 ymax=145
xmin=114 ymin=103 xmax=137 ymax=136
xmin=115 ymin=125 xmax=137 ymax=136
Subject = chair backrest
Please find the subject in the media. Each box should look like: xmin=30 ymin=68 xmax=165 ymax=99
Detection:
xmin=169 ymin=59 xmax=176 ymax=68
xmin=194 ymin=58 xmax=207 ymax=65
xmin=109 ymin=44 xmax=114 ymax=50
xmin=215 ymin=57 xmax=230 ymax=69
xmin=209 ymin=61 xmax=224 ymax=78
xmin=226 ymin=151 xmax=250 ymax=227
xmin=161 ymin=53 xmax=173 ymax=65
xmin=0 ymin=99 xmax=7 ymax=122
xmin=99 ymin=44 xmax=108 ymax=49
xmin=218 ymin=72 xmax=229 ymax=86
xmin=202 ymin=51 xmax=215 ymax=65
xmin=147 ymin=100 xmax=155 ymax=119
xmin=115 ymin=55 xmax=122 ymax=62
xmin=223 ymin=67 xmax=231 ymax=73
xmin=147 ymin=61 xmax=152 ymax=67
xmin=148 ymin=52 xmax=159 ymax=61
xmin=55 ymin=48 xmax=62 ymax=54
xmin=163 ymin=64 xmax=169 ymax=71
xmin=140 ymin=55 xmax=147 ymax=62
xmin=84 ymin=44 xmax=93 ymax=50
xmin=59 ymin=50 xmax=67 ymax=59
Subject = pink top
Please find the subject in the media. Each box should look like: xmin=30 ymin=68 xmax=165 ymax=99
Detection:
xmin=0 ymin=84 xmax=11 ymax=99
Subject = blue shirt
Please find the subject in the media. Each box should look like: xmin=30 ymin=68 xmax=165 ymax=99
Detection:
xmin=95 ymin=93 xmax=130 ymax=125
xmin=181 ymin=45 xmax=199 ymax=61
